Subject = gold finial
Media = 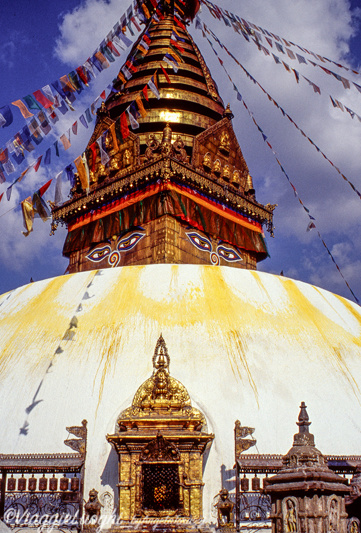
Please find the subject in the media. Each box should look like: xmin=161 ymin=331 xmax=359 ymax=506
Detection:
xmin=152 ymin=334 xmax=170 ymax=374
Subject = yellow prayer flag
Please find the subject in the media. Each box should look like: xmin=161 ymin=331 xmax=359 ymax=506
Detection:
xmin=142 ymin=3 xmax=150 ymax=18
xmin=74 ymin=155 xmax=89 ymax=193
xmin=135 ymin=96 xmax=147 ymax=118
xmin=109 ymin=123 xmax=119 ymax=153
xmin=12 ymin=100 xmax=33 ymax=119
xmin=21 ymin=197 xmax=35 ymax=236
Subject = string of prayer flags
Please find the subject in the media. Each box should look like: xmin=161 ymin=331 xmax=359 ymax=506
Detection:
xmin=201 ymin=21 xmax=361 ymax=201
xmin=201 ymin=26 xmax=360 ymax=304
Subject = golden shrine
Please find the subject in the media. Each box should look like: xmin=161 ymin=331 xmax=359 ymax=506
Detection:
xmin=107 ymin=335 xmax=213 ymax=529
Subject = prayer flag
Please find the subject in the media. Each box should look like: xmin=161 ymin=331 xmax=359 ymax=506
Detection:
xmin=0 ymin=193 xmax=3 ymax=202
xmin=76 ymin=66 xmax=89 ymax=86
xmin=127 ymin=108 xmax=139 ymax=129
xmin=120 ymin=112 xmax=130 ymax=139
xmin=33 ymin=89 xmax=54 ymax=109
xmin=44 ymin=148 xmax=51 ymax=165
xmin=34 ymin=155 xmax=43 ymax=172
xmin=142 ymin=85 xmax=149 ymax=101
xmin=97 ymin=137 xmax=110 ymax=165
xmin=23 ymin=95 xmax=41 ymax=112
xmin=38 ymin=111 xmax=51 ymax=135
xmin=95 ymin=51 xmax=110 ymax=69
xmin=60 ymin=133 xmax=71 ymax=150
xmin=109 ymin=122 xmax=119 ymax=152
xmin=0 ymin=105 xmax=13 ymax=128
xmin=135 ymin=95 xmax=147 ymax=118
xmin=65 ymin=164 xmax=76 ymax=187
xmin=21 ymin=197 xmax=35 ymax=236
xmin=89 ymin=143 xmax=97 ymax=173
xmin=60 ymin=75 xmax=77 ymax=93
xmin=6 ymin=185 xmax=13 ymax=201
xmin=12 ymin=99 xmax=34 ymax=118
xmin=72 ymin=121 xmax=78 ymax=135
xmin=38 ymin=179 xmax=52 ymax=197
xmin=75 ymin=155 xmax=89 ymax=192
xmin=69 ymin=71 xmax=83 ymax=93
xmin=163 ymin=55 xmax=178 ymax=72
xmin=54 ymin=140 xmax=60 ymax=157
xmin=85 ymin=108 xmax=93 ymax=123
xmin=107 ymin=41 xmax=120 ymax=57
xmin=161 ymin=65 xmax=171 ymax=84
xmin=54 ymin=171 xmax=63 ymax=205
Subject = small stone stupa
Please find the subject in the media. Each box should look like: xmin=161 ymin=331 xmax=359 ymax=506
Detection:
xmin=264 ymin=402 xmax=350 ymax=533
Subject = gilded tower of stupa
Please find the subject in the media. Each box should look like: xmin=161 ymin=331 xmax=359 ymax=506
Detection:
xmin=51 ymin=0 xmax=274 ymax=274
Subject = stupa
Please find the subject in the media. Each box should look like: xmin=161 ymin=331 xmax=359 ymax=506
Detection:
xmin=0 ymin=0 xmax=360 ymax=531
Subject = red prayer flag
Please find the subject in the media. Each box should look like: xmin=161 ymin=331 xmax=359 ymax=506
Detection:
xmin=174 ymin=16 xmax=186 ymax=31
xmin=38 ymin=179 xmax=53 ymax=197
xmin=76 ymin=66 xmax=89 ymax=86
xmin=89 ymin=142 xmax=97 ymax=173
xmin=170 ymin=39 xmax=184 ymax=54
xmin=33 ymin=90 xmax=54 ymax=109
xmin=100 ymin=90 xmax=106 ymax=99
xmin=0 ymin=192 xmax=4 ymax=203
xmin=142 ymin=85 xmax=149 ymax=101
xmin=120 ymin=112 xmax=130 ymax=140
xmin=33 ymin=155 xmax=43 ymax=172
xmin=161 ymin=65 xmax=171 ymax=84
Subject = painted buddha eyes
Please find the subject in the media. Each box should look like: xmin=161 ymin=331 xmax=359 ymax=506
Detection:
xmin=86 ymin=245 xmax=112 ymax=262
xmin=118 ymin=232 xmax=145 ymax=250
xmin=86 ymin=231 xmax=145 ymax=267
xmin=186 ymin=231 xmax=242 ymax=265
xmin=186 ymin=232 xmax=212 ymax=252
xmin=217 ymin=245 xmax=242 ymax=262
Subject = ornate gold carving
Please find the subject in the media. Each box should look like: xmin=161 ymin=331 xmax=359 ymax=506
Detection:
xmin=219 ymin=131 xmax=231 ymax=155
xmin=188 ymin=32 xmax=222 ymax=102
xmin=172 ymin=135 xmax=188 ymax=163
xmin=221 ymin=165 xmax=231 ymax=182
xmin=145 ymin=134 xmax=161 ymax=161
xmin=231 ymin=170 xmax=241 ymax=188
xmin=120 ymin=334 xmax=194 ymax=417
xmin=123 ymin=149 xmax=132 ymax=167
xmin=106 ymin=336 xmax=214 ymax=523
xmin=203 ymin=152 xmax=212 ymax=171
xmin=140 ymin=432 xmax=180 ymax=462
xmin=213 ymin=159 xmax=221 ymax=176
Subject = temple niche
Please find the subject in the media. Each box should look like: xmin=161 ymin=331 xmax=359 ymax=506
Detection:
xmin=106 ymin=335 xmax=214 ymax=530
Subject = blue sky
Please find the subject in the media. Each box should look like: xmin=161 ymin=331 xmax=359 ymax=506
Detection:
xmin=0 ymin=0 xmax=360 ymax=303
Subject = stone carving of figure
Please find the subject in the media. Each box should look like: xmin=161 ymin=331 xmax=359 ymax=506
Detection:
xmin=285 ymin=499 xmax=297 ymax=533
xmin=84 ymin=489 xmax=102 ymax=522
xmin=215 ymin=488 xmax=235 ymax=528
xmin=329 ymin=499 xmax=338 ymax=533
xmin=219 ymin=131 xmax=231 ymax=154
